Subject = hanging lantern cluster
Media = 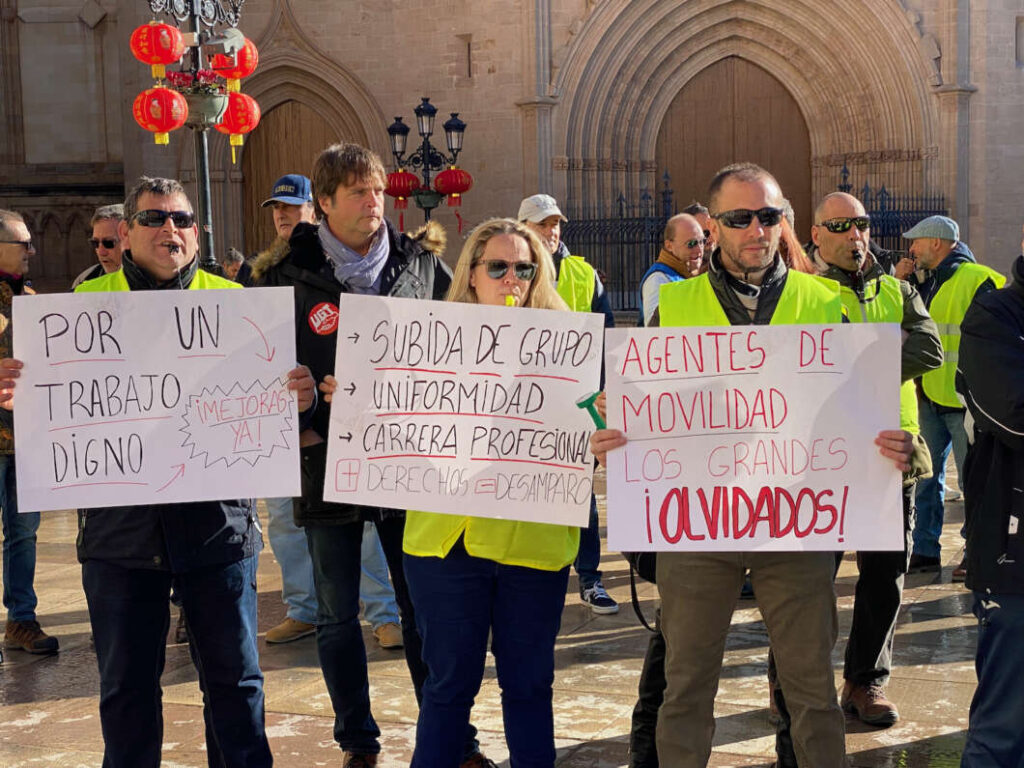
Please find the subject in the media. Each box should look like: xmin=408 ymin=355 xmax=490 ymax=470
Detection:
xmin=129 ymin=20 xmax=261 ymax=159
xmin=433 ymin=167 xmax=473 ymax=207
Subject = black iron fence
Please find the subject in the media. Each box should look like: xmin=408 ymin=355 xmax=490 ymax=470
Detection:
xmin=563 ymin=167 xmax=947 ymax=313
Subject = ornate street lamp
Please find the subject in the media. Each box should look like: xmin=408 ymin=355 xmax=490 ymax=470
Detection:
xmin=132 ymin=0 xmax=259 ymax=271
xmin=385 ymin=98 xmax=470 ymax=224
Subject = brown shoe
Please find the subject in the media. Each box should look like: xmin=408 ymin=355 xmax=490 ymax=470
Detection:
xmin=841 ymin=680 xmax=899 ymax=726
xmin=460 ymin=751 xmax=498 ymax=768
xmin=373 ymin=621 xmax=403 ymax=650
xmin=265 ymin=617 xmax=315 ymax=644
xmin=342 ymin=752 xmax=378 ymax=768
xmin=952 ymin=558 xmax=968 ymax=582
xmin=4 ymin=620 xmax=59 ymax=654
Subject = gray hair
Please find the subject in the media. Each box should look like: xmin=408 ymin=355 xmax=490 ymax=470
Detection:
xmin=90 ymin=204 xmax=125 ymax=228
xmin=223 ymin=247 xmax=245 ymax=264
xmin=0 ymin=209 xmax=26 ymax=239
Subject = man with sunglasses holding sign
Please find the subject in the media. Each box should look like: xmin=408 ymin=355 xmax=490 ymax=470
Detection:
xmin=805 ymin=192 xmax=942 ymax=729
xmin=1 ymin=177 xmax=320 ymax=766
xmin=71 ymin=204 xmax=125 ymax=289
xmin=613 ymin=163 xmax=915 ymax=767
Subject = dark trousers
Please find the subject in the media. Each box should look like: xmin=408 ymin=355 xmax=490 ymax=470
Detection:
xmin=629 ymin=608 xmax=664 ymax=768
xmin=83 ymin=556 xmax=270 ymax=768
xmin=305 ymin=517 xmax=479 ymax=756
xmin=573 ymin=494 xmax=603 ymax=589
xmin=405 ymin=540 xmax=569 ymax=768
xmin=961 ymin=592 xmax=1024 ymax=768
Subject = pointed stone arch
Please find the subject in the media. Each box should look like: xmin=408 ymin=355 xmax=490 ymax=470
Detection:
xmin=199 ymin=0 xmax=387 ymax=257
xmin=551 ymin=0 xmax=942 ymax=213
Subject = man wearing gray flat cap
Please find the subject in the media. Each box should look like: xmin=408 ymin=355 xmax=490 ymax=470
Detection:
xmin=903 ymin=215 xmax=1005 ymax=577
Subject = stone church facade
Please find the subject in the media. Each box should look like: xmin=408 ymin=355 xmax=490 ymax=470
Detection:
xmin=1 ymin=0 xmax=1021 ymax=292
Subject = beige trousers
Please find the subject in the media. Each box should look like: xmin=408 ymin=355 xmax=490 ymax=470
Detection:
xmin=655 ymin=551 xmax=846 ymax=767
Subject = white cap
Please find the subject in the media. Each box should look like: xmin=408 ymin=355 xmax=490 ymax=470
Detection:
xmin=517 ymin=194 xmax=567 ymax=223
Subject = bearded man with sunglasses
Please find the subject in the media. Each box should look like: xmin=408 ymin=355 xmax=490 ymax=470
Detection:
xmin=71 ymin=204 xmax=124 ymax=289
xmin=1 ymin=177 xmax=321 ymax=766
xmin=646 ymin=164 xmax=915 ymax=767
xmin=803 ymin=192 xmax=942 ymax=729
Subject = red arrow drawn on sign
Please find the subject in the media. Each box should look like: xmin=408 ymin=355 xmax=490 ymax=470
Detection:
xmin=156 ymin=464 xmax=186 ymax=493
xmin=243 ymin=316 xmax=276 ymax=362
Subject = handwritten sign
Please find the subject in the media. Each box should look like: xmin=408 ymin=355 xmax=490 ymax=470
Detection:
xmin=12 ymin=287 xmax=300 ymax=511
xmin=323 ymin=294 xmax=604 ymax=526
xmin=604 ymin=324 xmax=904 ymax=551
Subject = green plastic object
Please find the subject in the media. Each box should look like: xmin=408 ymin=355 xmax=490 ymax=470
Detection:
xmin=576 ymin=391 xmax=606 ymax=429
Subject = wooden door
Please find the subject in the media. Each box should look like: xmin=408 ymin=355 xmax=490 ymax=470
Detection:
xmin=655 ymin=57 xmax=812 ymax=241
xmin=241 ymin=100 xmax=339 ymax=255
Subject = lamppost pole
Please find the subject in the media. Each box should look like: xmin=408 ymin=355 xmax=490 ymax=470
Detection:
xmin=187 ymin=0 xmax=216 ymax=270
xmin=144 ymin=0 xmax=247 ymax=272
xmin=387 ymin=98 xmax=466 ymax=223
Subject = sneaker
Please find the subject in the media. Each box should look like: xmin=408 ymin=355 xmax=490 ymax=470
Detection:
xmin=460 ymin=751 xmax=498 ymax=768
xmin=841 ymin=680 xmax=899 ymax=726
xmin=373 ymin=621 xmax=403 ymax=650
xmin=4 ymin=620 xmax=59 ymax=654
xmin=265 ymin=617 xmax=316 ymax=644
xmin=342 ymin=752 xmax=378 ymax=768
xmin=952 ymin=558 xmax=967 ymax=582
xmin=907 ymin=553 xmax=941 ymax=573
xmin=944 ymin=486 xmax=963 ymax=502
xmin=174 ymin=610 xmax=189 ymax=644
xmin=739 ymin=574 xmax=755 ymax=600
xmin=581 ymin=583 xmax=619 ymax=615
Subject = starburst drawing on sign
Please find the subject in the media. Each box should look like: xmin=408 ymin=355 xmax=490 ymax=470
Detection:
xmin=179 ymin=377 xmax=295 ymax=468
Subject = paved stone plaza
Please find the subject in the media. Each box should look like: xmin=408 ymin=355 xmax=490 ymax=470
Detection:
xmin=1 ymin=476 xmax=975 ymax=767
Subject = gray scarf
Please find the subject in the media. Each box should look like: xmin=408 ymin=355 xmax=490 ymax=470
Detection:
xmin=318 ymin=221 xmax=389 ymax=294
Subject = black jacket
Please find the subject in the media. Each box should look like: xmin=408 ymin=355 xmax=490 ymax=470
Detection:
xmin=256 ymin=219 xmax=452 ymax=526
xmin=956 ymin=254 xmax=1024 ymax=595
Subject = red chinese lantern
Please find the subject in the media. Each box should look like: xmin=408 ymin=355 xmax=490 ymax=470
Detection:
xmin=210 ymin=38 xmax=259 ymax=92
xmin=132 ymin=86 xmax=188 ymax=145
xmin=385 ymin=169 xmax=419 ymax=230
xmin=215 ymin=92 xmax=261 ymax=163
xmin=129 ymin=21 xmax=186 ymax=81
xmin=434 ymin=167 xmax=473 ymax=206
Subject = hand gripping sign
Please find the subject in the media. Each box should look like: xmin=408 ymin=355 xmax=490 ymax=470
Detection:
xmin=604 ymin=324 xmax=905 ymax=552
xmin=12 ymin=287 xmax=300 ymax=511
xmin=324 ymin=294 xmax=604 ymax=527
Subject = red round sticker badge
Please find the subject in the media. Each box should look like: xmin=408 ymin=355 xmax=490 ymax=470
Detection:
xmin=308 ymin=302 xmax=339 ymax=335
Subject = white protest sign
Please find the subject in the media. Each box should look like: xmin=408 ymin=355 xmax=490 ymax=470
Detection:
xmin=605 ymin=324 xmax=904 ymax=551
xmin=12 ymin=287 xmax=300 ymax=512
xmin=323 ymin=294 xmax=604 ymax=526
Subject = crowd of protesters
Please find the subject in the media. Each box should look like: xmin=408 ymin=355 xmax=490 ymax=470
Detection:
xmin=0 ymin=143 xmax=1020 ymax=768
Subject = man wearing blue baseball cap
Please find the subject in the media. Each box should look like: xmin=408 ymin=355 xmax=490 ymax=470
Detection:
xmin=903 ymin=215 xmax=1005 ymax=576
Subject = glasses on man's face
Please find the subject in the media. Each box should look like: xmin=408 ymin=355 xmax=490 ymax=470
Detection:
xmin=89 ymin=238 xmax=118 ymax=250
xmin=476 ymin=259 xmax=538 ymax=282
xmin=820 ymin=216 xmax=871 ymax=234
xmin=712 ymin=207 xmax=784 ymax=229
xmin=132 ymin=209 xmax=195 ymax=228
xmin=0 ymin=239 xmax=33 ymax=250
xmin=685 ymin=238 xmax=706 ymax=249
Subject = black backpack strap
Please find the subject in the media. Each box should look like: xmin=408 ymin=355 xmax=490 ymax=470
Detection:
xmin=630 ymin=563 xmax=657 ymax=633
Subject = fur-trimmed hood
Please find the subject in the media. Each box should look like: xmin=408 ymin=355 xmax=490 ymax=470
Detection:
xmin=250 ymin=236 xmax=291 ymax=283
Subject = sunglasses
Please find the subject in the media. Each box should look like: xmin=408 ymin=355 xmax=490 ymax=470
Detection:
xmin=820 ymin=216 xmax=871 ymax=233
xmin=712 ymin=207 xmax=784 ymax=229
xmin=476 ymin=259 xmax=538 ymax=281
xmin=0 ymin=239 xmax=33 ymax=249
xmin=685 ymin=238 xmax=706 ymax=249
xmin=89 ymin=238 xmax=118 ymax=249
xmin=132 ymin=209 xmax=196 ymax=228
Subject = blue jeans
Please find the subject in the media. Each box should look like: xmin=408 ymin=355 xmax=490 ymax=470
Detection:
xmin=961 ymin=592 xmax=1024 ymax=767
xmin=1 ymin=454 xmax=39 ymax=622
xmin=573 ymin=494 xmax=603 ymax=590
xmin=361 ymin=521 xmax=400 ymax=628
xmin=405 ymin=540 xmax=569 ymax=768
xmin=913 ymin=397 xmax=968 ymax=559
xmin=83 ymin=556 xmax=270 ymax=768
xmin=264 ymin=496 xmax=318 ymax=624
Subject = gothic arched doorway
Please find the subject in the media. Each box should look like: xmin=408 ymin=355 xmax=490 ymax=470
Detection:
xmin=241 ymin=100 xmax=340 ymax=254
xmin=655 ymin=57 xmax=812 ymax=241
